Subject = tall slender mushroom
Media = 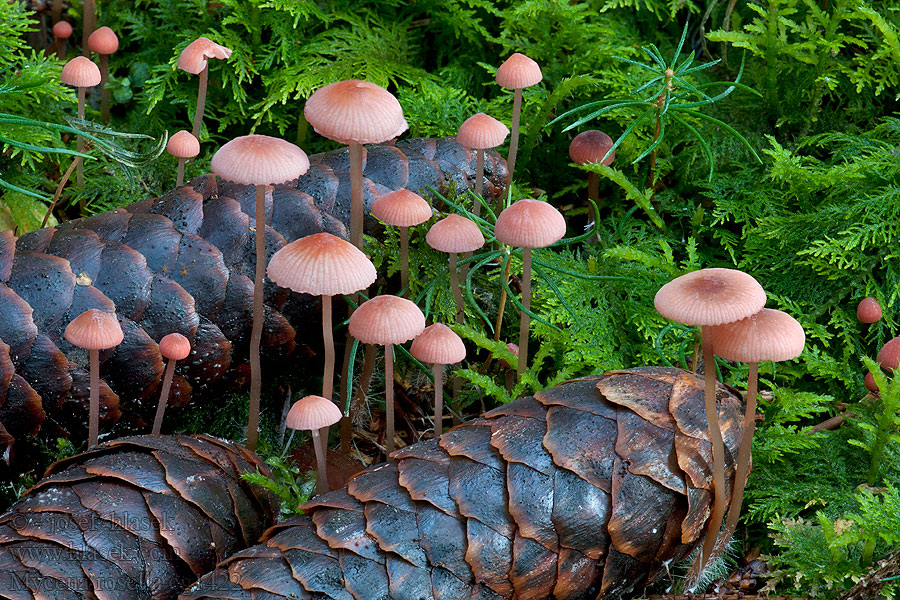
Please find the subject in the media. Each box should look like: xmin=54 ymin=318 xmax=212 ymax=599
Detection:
xmin=496 ymin=53 xmax=543 ymax=182
xmin=64 ymin=308 xmax=123 ymax=447
xmin=410 ymin=323 xmax=466 ymax=437
xmin=304 ymin=80 xmax=408 ymax=250
xmin=425 ymin=214 xmax=485 ymax=324
xmin=152 ymin=332 xmax=191 ymax=435
xmin=81 ymin=0 xmax=95 ymax=58
xmin=494 ymin=199 xmax=566 ymax=381
xmin=456 ymin=113 xmax=509 ymax=213
xmin=654 ymin=268 xmax=766 ymax=579
xmin=167 ymin=130 xmax=200 ymax=187
xmin=286 ymin=395 xmax=343 ymax=495
xmin=370 ymin=189 xmax=432 ymax=294
xmin=87 ymin=26 xmax=118 ymax=123
xmin=178 ymin=37 xmax=232 ymax=141
xmin=348 ymin=295 xmax=425 ymax=455
xmin=60 ymin=56 xmax=101 ymax=188
xmin=211 ymin=135 xmax=310 ymax=451
xmin=568 ymin=130 xmax=615 ymax=228
xmin=52 ymin=20 xmax=72 ymax=59
xmin=707 ymin=308 xmax=804 ymax=559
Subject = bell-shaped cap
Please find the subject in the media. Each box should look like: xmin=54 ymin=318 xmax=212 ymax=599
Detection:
xmin=304 ymin=80 xmax=408 ymax=145
xmin=857 ymin=297 xmax=882 ymax=324
xmin=53 ymin=21 xmax=73 ymax=39
xmin=88 ymin=26 xmax=119 ymax=55
xmin=267 ymin=232 xmax=376 ymax=297
xmin=349 ymin=295 xmax=426 ymax=346
xmin=167 ymin=130 xmax=200 ymax=159
xmin=65 ymin=309 xmax=123 ymax=350
xmin=654 ymin=268 xmax=766 ymax=327
xmin=159 ymin=332 xmax=191 ymax=361
xmin=61 ymin=56 xmax=101 ymax=88
xmin=370 ymin=189 xmax=432 ymax=228
xmin=211 ymin=135 xmax=309 ymax=186
xmin=494 ymin=198 xmax=566 ymax=249
xmin=456 ymin=113 xmax=510 ymax=150
xmin=708 ymin=308 xmax=805 ymax=363
xmin=496 ymin=53 xmax=543 ymax=89
xmin=177 ymin=37 xmax=232 ymax=75
xmin=878 ymin=337 xmax=900 ymax=372
xmin=410 ymin=323 xmax=466 ymax=365
xmin=286 ymin=395 xmax=342 ymax=431
xmin=426 ymin=214 xmax=485 ymax=254
xmin=569 ymin=130 xmax=615 ymax=166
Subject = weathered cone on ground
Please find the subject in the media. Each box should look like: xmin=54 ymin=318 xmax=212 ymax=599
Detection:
xmin=0 ymin=434 xmax=279 ymax=599
xmin=180 ymin=366 xmax=743 ymax=600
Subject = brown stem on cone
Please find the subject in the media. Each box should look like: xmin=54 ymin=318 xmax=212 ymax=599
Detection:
xmin=56 ymin=37 xmax=66 ymax=60
xmin=433 ymin=363 xmax=444 ymax=437
xmin=99 ymin=54 xmax=110 ymax=123
xmin=384 ymin=343 xmax=395 ymax=456
xmin=246 ymin=184 xmax=266 ymax=451
xmin=474 ymin=149 xmax=484 ymax=214
xmin=349 ymin=142 xmax=364 ymax=249
xmin=191 ymin=65 xmax=209 ymax=140
xmin=88 ymin=348 xmax=99 ymax=446
xmin=400 ymin=227 xmax=409 ymax=294
xmin=152 ymin=359 xmax=177 ymax=434
xmin=76 ymin=87 xmax=86 ymax=188
xmin=481 ymin=254 xmax=512 ymax=374
xmin=42 ymin=155 xmax=81 ymax=228
xmin=516 ymin=247 xmax=533 ymax=381
xmin=81 ymin=0 xmax=95 ymax=57
xmin=507 ymin=87 xmax=524 ymax=181
xmin=52 ymin=0 xmax=62 ymax=22
xmin=341 ymin=343 xmax=376 ymax=453
xmin=318 ymin=294 xmax=335 ymax=443
xmin=311 ymin=427 xmax=329 ymax=495
xmin=176 ymin=158 xmax=186 ymax=187
xmin=449 ymin=252 xmax=464 ymax=324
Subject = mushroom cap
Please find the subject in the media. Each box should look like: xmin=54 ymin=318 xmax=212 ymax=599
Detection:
xmin=410 ymin=323 xmax=466 ymax=365
xmin=64 ymin=309 xmax=123 ymax=350
xmin=304 ymin=80 xmax=408 ymax=145
xmin=496 ymin=53 xmax=543 ymax=89
xmin=494 ymin=198 xmax=566 ymax=249
xmin=267 ymin=232 xmax=376 ymax=297
xmin=349 ymin=295 xmax=426 ymax=346
xmin=211 ymin=135 xmax=310 ymax=186
xmin=654 ymin=268 xmax=766 ymax=326
xmin=52 ymin=21 xmax=73 ymax=39
xmin=864 ymin=371 xmax=879 ymax=393
xmin=88 ymin=26 xmax=119 ymax=55
xmin=857 ymin=297 xmax=882 ymax=324
xmin=877 ymin=337 xmax=900 ymax=372
xmin=286 ymin=395 xmax=342 ymax=431
xmin=60 ymin=56 xmax=101 ymax=88
xmin=708 ymin=308 xmax=805 ymax=363
xmin=370 ymin=189 xmax=432 ymax=228
xmin=425 ymin=214 xmax=485 ymax=253
xmin=569 ymin=130 xmax=615 ymax=166
xmin=167 ymin=130 xmax=200 ymax=159
xmin=456 ymin=113 xmax=510 ymax=150
xmin=159 ymin=332 xmax=191 ymax=361
xmin=177 ymin=37 xmax=232 ymax=75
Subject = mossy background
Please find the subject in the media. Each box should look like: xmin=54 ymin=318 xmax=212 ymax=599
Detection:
xmin=3 ymin=0 xmax=900 ymax=596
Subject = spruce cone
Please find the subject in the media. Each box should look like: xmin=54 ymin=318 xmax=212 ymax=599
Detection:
xmin=0 ymin=138 xmax=507 ymax=460
xmin=0 ymin=434 xmax=278 ymax=599
xmin=181 ymin=367 xmax=744 ymax=600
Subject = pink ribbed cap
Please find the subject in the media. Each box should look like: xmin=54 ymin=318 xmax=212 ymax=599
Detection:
xmin=496 ymin=53 xmax=543 ymax=89
xmin=708 ymin=308 xmax=805 ymax=363
xmin=88 ymin=26 xmax=119 ymax=55
xmin=410 ymin=323 xmax=466 ymax=365
xmin=61 ymin=56 xmax=101 ymax=87
xmin=857 ymin=297 xmax=882 ymax=323
xmin=159 ymin=332 xmax=191 ymax=361
xmin=53 ymin=21 xmax=73 ymax=39
xmin=426 ymin=214 xmax=484 ymax=254
xmin=211 ymin=135 xmax=310 ymax=186
xmin=494 ymin=199 xmax=566 ymax=249
xmin=286 ymin=395 xmax=342 ymax=431
xmin=456 ymin=113 xmax=510 ymax=150
xmin=167 ymin=130 xmax=200 ymax=159
xmin=878 ymin=337 xmax=900 ymax=372
xmin=304 ymin=80 xmax=408 ymax=145
xmin=178 ymin=37 xmax=232 ymax=75
xmin=267 ymin=232 xmax=376 ymax=297
xmin=654 ymin=268 xmax=766 ymax=326
xmin=349 ymin=295 xmax=426 ymax=346
xmin=370 ymin=189 xmax=432 ymax=228
xmin=569 ymin=130 xmax=615 ymax=166
xmin=64 ymin=309 xmax=123 ymax=350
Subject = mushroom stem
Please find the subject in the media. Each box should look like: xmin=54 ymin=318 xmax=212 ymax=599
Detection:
xmin=311 ymin=427 xmax=329 ymax=495
xmin=52 ymin=0 xmax=62 ymax=22
xmin=81 ymin=0 xmax=95 ymax=57
xmin=246 ymin=183 xmax=266 ymax=451
xmin=341 ymin=343 xmax=376 ymax=454
xmin=349 ymin=141 xmax=364 ymax=249
xmin=152 ymin=358 xmax=177 ymax=435
xmin=449 ymin=252 xmax=464 ymax=324
xmin=384 ymin=343 xmax=395 ymax=456
xmin=56 ymin=37 xmax=66 ymax=60
xmin=507 ymin=87 xmax=523 ymax=180
xmin=400 ymin=226 xmax=409 ymax=294
xmin=176 ymin=158 xmax=186 ymax=187
xmin=99 ymin=53 xmax=110 ymax=123
xmin=587 ymin=172 xmax=599 ymax=227
xmin=433 ymin=363 xmax=443 ymax=436
xmin=516 ymin=247 xmax=533 ymax=381
xmin=321 ymin=294 xmax=335 ymax=400
xmin=474 ymin=149 xmax=484 ymax=213
xmin=88 ymin=348 xmax=99 ymax=447
xmin=76 ymin=87 xmax=85 ymax=188
xmin=42 ymin=156 xmax=81 ymax=228
xmin=191 ymin=64 xmax=209 ymax=140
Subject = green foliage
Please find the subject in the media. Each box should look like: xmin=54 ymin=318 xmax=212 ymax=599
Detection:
xmin=241 ymin=454 xmax=316 ymax=518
